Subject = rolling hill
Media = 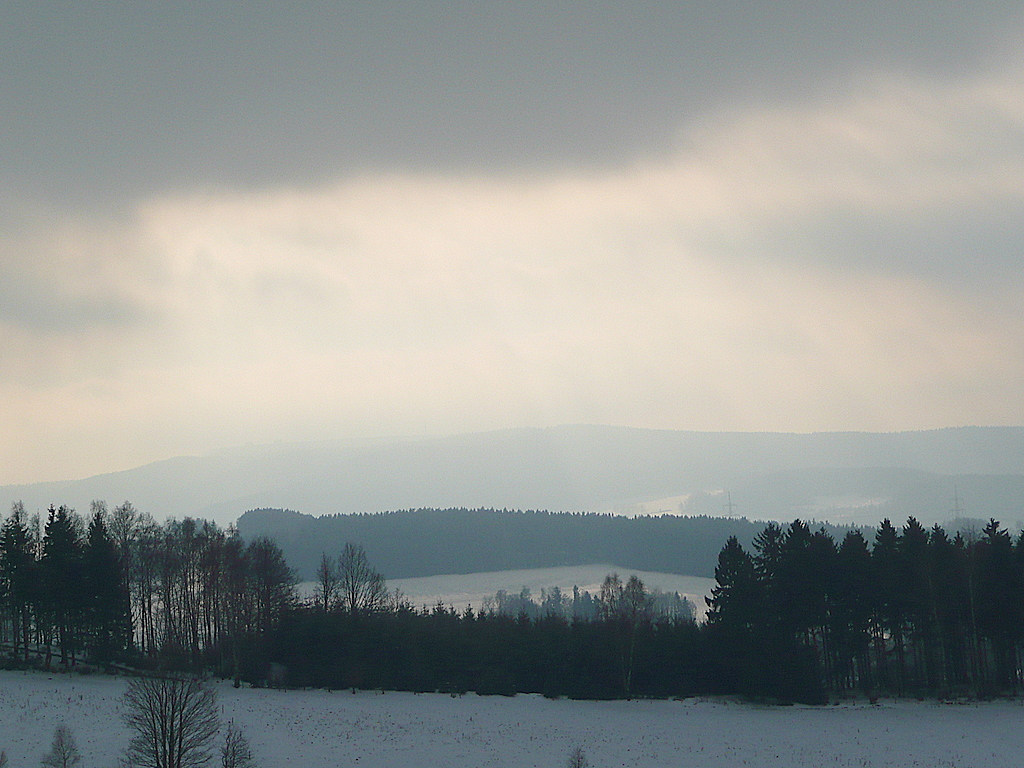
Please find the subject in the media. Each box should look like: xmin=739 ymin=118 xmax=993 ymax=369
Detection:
xmin=3 ymin=425 xmax=1023 ymax=531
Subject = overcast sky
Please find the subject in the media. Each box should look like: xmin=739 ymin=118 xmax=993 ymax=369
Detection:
xmin=3 ymin=1 xmax=1024 ymax=485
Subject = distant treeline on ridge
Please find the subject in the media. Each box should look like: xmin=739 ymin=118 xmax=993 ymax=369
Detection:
xmin=237 ymin=507 xmax=863 ymax=580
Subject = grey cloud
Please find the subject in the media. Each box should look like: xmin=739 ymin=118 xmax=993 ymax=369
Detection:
xmin=2 ymin=1 xmax=1022 ymax=209
xmin=737 ymin=201 xmax=1024 ymax=289
xmin=0 ymin=278 xmax=153 ymax=334
xmin=0 ymin=217 xmax=158 ymax=334
xmin=814 ymin=203 xmax=1024 ymax=284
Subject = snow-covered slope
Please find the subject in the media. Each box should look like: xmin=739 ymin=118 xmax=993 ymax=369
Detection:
xmin=0 ymin=670 xmax=1019 ymax=768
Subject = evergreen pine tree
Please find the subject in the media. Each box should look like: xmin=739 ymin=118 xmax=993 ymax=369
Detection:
xmin=706 ymin=536 xmax=761 ymax=694
xmin=834 ymin=530 xmax=873 ymax=693
xmin=897 ymin=517 xmax=933 ymax=692
xmin=752 ymin=522 xmax=784 ymax=632
xmin=776 ymin=520 xmax=815 ymax=642
xmin=707 ymin=537 xmax=760 ymax=631
xmin=975 ymin=519 xmax=1017 ymax=692
xmin=83 ymin=508 xmax=132 ymax=661
xmin=42 ymin=506 xmax=84 ymax=666
xmin=872 ymin=518 xmax=902 ymax=692
xmin=1 ymin=502 xmax=37 ymax=661
xmin=566 ymin=746 xmax=589 ymax=768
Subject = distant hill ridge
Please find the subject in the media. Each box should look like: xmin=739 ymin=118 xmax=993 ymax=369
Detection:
xmin=3 ymin=425 xmax=1023 ymax=530
xmin=237 ymin=507 xmax=866 ymax=580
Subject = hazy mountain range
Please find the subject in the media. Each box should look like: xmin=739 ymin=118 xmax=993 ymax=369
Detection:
xmin=3 ymin=425 xmax=1022 ymax=530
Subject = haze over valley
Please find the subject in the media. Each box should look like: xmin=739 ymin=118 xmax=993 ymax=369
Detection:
xmin=5 ymin=425 xmax=1023 ymax=532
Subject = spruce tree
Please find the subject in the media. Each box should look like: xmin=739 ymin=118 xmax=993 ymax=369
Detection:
xmin=928 ymin=524 xmax=965 ymax=694
xmin=975 ymin=519 xmax=1016 ymax=691
xmin=706 ymin=536 xmax=760 ymax=693
xmin=707 ymin=537 xmax=760 ymax=631
xmin=42 ymin=506 xmax=84 ymax=666
xmin=1 ymin=502 xmax=37 ymax=661
xmin=897 ymin=517 xmax=933 ymax=692
xmin=834 ymin=530 xmax=873 ymax=693
xmin=752 ymin=522 xmax=784 ymax=632
xmin=83 ymin=508 xmax=132 ymax=661
xmin=776 ymin=520 xmax=815 ymax=642
xmin=872 ymin=518 xmax=902 ymax=692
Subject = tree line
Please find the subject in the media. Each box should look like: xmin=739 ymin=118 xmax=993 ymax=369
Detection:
xmin=0 ymin=501 xmax=294 ymax=679
xmin=476 ymin=580 xmax=694 ymax=623
xmin=5 ymin=501 xmax=703 ymax=700
xmin=312 ymin=543 xmax=695 ymax=622
xmin=15 ymin=497 xmax=1024 ymax=705
xmin=239 ymin=506 xmax=860 ymax=580
xmin=272 ymin=560 xmax=703 ymax=699
xmin=706 ymin=516 xmax=1024 ymax=702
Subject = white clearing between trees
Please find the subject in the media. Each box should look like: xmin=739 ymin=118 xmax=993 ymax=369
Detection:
xmin=0 ymin=670 xmax=1020 ymax=768
xmin=300 ymin=565 xmax=717 ymax=620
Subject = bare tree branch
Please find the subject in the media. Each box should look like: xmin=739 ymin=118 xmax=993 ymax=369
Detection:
xmin=123 ymin=676 xmax=220 ymax=768
xmin=41 ymin=725 xmax=81 ymax=768
xmin=338 ymin=543 xmax=388 ymax=615
xmin=220 ymin=720 xmax=255 ymax=768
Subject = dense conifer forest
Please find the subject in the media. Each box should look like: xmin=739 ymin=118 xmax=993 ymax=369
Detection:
xmin=705 ymin=517 xmax=1024 ymax=701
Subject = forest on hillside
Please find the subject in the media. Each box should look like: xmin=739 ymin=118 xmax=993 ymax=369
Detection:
xmin=237 ymin=507 xmax=862 ymax=579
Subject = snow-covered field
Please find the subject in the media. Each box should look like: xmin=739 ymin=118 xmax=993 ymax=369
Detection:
xmin=1 ymin=670 xmax=1022 ymax=768
xmin=301 ymin=564 xmax=717 ymax=620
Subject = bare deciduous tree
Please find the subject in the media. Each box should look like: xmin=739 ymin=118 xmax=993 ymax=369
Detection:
xmin=41 ymin=725 xmax=81 ymax=768
xmin=621 ymin=575 xmax=653 ymax=624
xmin=597 ymin=572 xmax=653 ymax=696
xmin=247 ymin=536 xmax=296 ymax=633
xmin=314 ymin=552 xmax=338 ymax=611
xmin=0 ymin=748 xmax=9 ymax=768
xmin=338 ymin=543 xmax=388 ymax=615
xmin=598 ymin=573 xmax=623 ymax=621
xmin=122 ymin=676 xmax=220 ymax=768
xmin=220 ymin=721 xmax=255 ymax=768
xmin=566 ymin=745 xmax=590 ymax=768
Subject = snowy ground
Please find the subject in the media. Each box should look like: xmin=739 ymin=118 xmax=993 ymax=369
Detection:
xmin=1 ymin=670 xmax=1022 ymax=768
